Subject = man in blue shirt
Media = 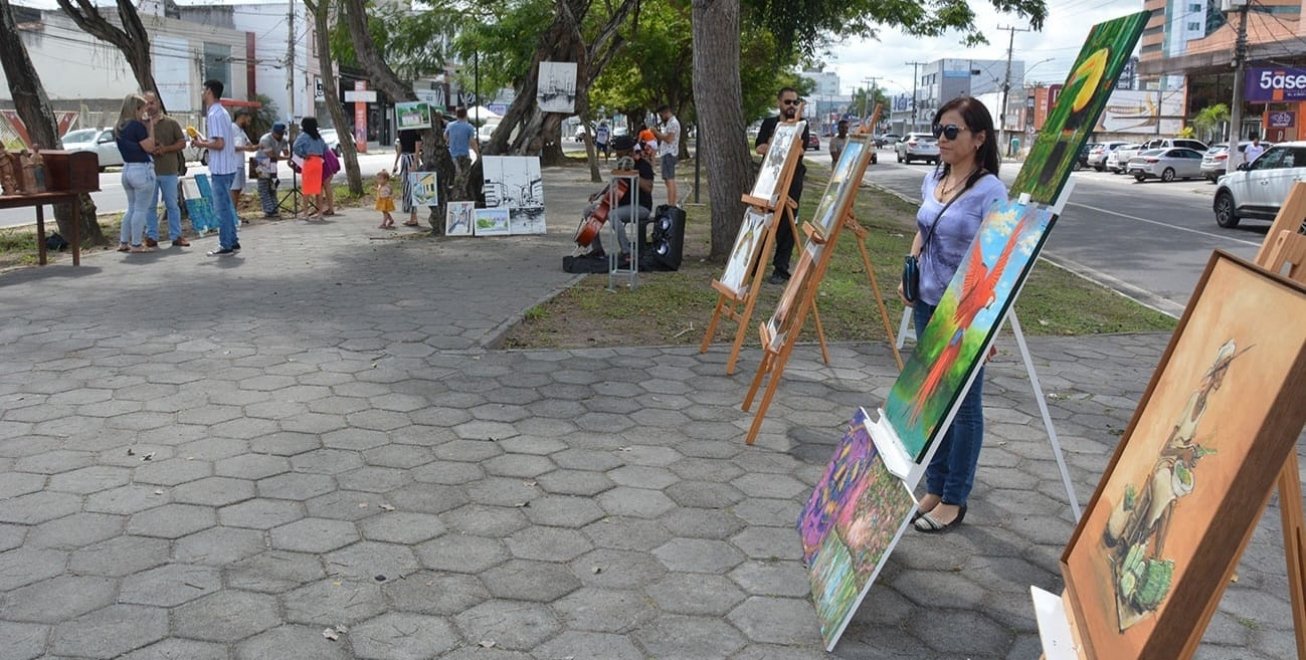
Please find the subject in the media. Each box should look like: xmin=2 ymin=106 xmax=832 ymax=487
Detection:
xmin=191 ymin=79 xmax=240 ymax=256
xmin=444 ymin=107 xmax=479 ymax=176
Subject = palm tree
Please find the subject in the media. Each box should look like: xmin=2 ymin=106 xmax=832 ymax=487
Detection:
xmin=1192 ymin=103 xmax=1230 ymax=144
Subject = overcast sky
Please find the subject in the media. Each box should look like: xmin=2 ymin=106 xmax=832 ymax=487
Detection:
xmin=822 ymin=0 xmax=1147 ymax=96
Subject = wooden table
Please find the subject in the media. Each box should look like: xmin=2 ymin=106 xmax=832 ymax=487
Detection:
xmin=0 ymin=191 xmax=84 ymax=266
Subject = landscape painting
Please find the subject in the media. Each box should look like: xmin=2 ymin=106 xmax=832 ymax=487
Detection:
xmin=798 ymin=408 xmax=916 ymax=651
xmin=719 ymin=207 xmax=772 ymax=296
xmin=394 ymin=101 xmax=433 ymax=131
xmin=808 ymin=136 xmax=872 ymax=241
xmin=751 ymin=121 xmax=807 ymax=206
xmin=537 ymin=61 xmax=578 ymax=114
xmin=409 ymin=172 xmax=438 ymax=207
xmin=473 ymin=208 xmax=510 ymax=236
xmin=446 ymin=201 xmax=474 ymax=237
xmin=1009 ymin=11 xmax=1149 ymax=204
xmin=884 ymin=199 xmax=1057 ymax=462
xmin=1061 ymin=252 xmax=1306 ymax=659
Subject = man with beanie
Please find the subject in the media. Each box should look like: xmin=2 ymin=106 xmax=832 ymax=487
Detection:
xmin=256 ymin=122 xmax=289 ymax=218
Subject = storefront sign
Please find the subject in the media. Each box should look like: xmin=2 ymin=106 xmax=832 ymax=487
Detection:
xmin=353 ymin=81 xmax=369 ymax=154
xmin=1246 ymin=67 xmax=1306 ymax=103
xmin=1269 ymin=111 xmax=1296 ymax=129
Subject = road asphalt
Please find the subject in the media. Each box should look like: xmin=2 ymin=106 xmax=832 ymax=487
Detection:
xmin=0 ymin=163 xmax=1297 ymax=659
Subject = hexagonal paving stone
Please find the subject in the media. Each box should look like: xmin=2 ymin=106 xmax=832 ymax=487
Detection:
xmin=553 ymin=448 xmax=625 ymax=472
xmin=442 ymin=504 xmax=528 ymax=537
xmin=415 ymin=534 xmax=508 ymax=573
xmin=3 ymin=575 xmax=118 ymax=623
xmin=250 ymin=431 xmax=321 ymax=456
xmin=606 ymin=465 xmax=679 ymax=489
xmin=0 ymin=471 xmax=45 ymax=499
xmin=505 ymin=525 xmax=594 ymax=562
xmin=171 ymin=476 xmax=257 ymax=507
xmin=631 ymin=613 xmax=747 ymax=658
xmin=481 ymin=559 xmax=582 ymax=602
xmin=382 ymin=571 xmax=490 ymax=616
xmin=50 ymin=604 xmax=168 ymax=658
xmin=597 ymin=487 xmax=677 ymax=519
xmin=0 ymin=490 xmax=82 ymax=524
xmin=14 ymin=449 xmax=94 ymax=474
xmin=412 ymin=461 xmax=484 ymax=485
xmin=322 ymin=428 xmax=392 ymax=451
xmin=359 ymin=511 xmax=447 ymax=544
xmin=521 ymin=495 xmax=606 ymax=528
xmin=120 ymin=563 xmax=222 ymax=607
xmin=582 ymin=517 xmax=673 ymax=552
xmin=483 ymin=453 xmax=556 ymax=479
xmin=257 ymin=472 xmax=337 ymax=501
xmin=454 ymin=600 xmax=561 ymax=651
xmin=570 ymin=548 xmax=667 ymax=589
xmin=731 ymin=472 xmax=809 ymax=499
xmin=305 ymin=490 xmax=388 ymax=521
xmin=85 ymin=484 xmax=169 ymax=515
xmin=290 ymin=448 xmax=365 ymax=475
xmin=647 ymin=572 xmax=749 ymax=618
xmin=552 ymin=586 xmax=658 ymax=633
xmin=27 ymin=512 xmax=124 ymax=549
xmin=235 ymin=624 xmax=354 ymax=660
xmin=0 ymin=620 xmax=48 ymax=660
xmin=337 ymin=466 xmax=411 ymax=493
xmin=731 ymin=526 xmax=804 ymax=560
xmin=452 ymin=421 xmax=518 ymax=441
xmin=219 ymin=498 xmax=305 ymax=530
xmin=435 ymin=439 xmax=506 ymax=463
xmin=270 ymin=517 xmax=360 ymax=553
xmin=225 ymin=550 xmax=326 ymax=594
xmin=362 ymin=444 xmax=434 ymax=469
xmin=175 ymin=527 xmax=268 ymax=565
xmin=0 ymin=523 xmax=24 ymax=553
xmin=350 ymin=612 xmax=459 ymax=659
xmin=729 ymin=560 xmax=812 ymax=598
xmin=69 ymin=535 xmax=170 ymax=577
xmin=660 ymin=508 xmax=747 ymax=540
xmin=134 ymin=457 xmax=213 ymax=486
xmin=665 ymin=480 xmax=746 ymax=508
xmin=387 ymin=484 xmax=470 ymax=515
xmin=727 ymin=596 xmax=824 ymax=646
xmin=173 ymin=590 xmax=281 ymax=642
xmin=535 ymin=469 xmax=615 ymax=497
xmin=120 ymin=638 xmax=229 ymax=660
xmin=47 ymin=465 xmax=131 ymax=494
xmin=325 ymin=541 xmax=420 ymax=581
xmin=653 ymin=538 xmax=746 ymax=573
xmin=282 ymin=577 xmax=387 ymax=626
xmin=215 ymin=454 xmax=292 ymax=480
xmin=126 ymin=503 xmax=216 ymax=539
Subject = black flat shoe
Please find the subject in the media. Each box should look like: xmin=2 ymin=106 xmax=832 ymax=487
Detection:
xmin=913 ymin=505 xmax=966 ymax=533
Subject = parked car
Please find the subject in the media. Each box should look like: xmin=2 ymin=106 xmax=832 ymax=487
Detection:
xmin=1126 ymin=147 xmax=1205 ymax=182
xmin=1138 ymin=137 xmax=1208 ymax=153
xmin=1087 ymin=141 xmax=1132 ymax=171
xmin=1200 ymin=141 xmax=1268 ymax=181
xmin=61 ymin=128 xmax=121 ymax=171
xmin=319 ymin=128 xmax=342 ymax=157
xmin=1212 ymin=141 xmax=1306 ymax=228
xmin=875 ymin=133 xmax=901 ymax=147
xmin=1106 ymin=144 xmax=1142 ymax=173
xmin=895 ymin=132 xmax=939 ymax=164
xmin=1075 ymin=143 xmax=1097 ymax=171
xmin=806 ymin=133 xmax=820 ymax=151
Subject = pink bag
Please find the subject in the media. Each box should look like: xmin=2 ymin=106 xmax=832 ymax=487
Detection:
xmin=322 ymin=145 xmax=340 ymax=182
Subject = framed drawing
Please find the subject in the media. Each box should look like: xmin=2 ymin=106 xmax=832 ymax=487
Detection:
xmin=765 ymin=243 xmax=820 ymax=350
xmin=394 ymin=101 xmax=433 ymax=131
xmin=446 ymin=201 xmax=474 ymax=237
xmin=537 ymin=61 xmax=578 ymax=114
xmin=1061 ymin=251 xmax=1306 ymax=659
xmin=409 ymin=172 xmax=438 ymax=207
xmin=883 ymin=198 xmax=1056 ymax=463
xmin=797 ymin=408 xmax=916 ymax=651
xmin=751 ymin=121 xmax=806 ymax=205
xmin=808 ymin=137 xmax=871 ymax=241
xmin=482 ymin=156 xmax=544 ymax=211
xmin=473 ymin=208 xmax=510 ymax=236
xmin=718 ymin=207 xmax=772 ymax=296
xmin=1009 ymin=11 xmax=1148 ymax=205
xmin=509 ymin=207 xmax=546 ymax=235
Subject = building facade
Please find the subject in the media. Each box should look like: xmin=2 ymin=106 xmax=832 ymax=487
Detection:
xmin=886 ymin=58 xmax=1023 ymax=136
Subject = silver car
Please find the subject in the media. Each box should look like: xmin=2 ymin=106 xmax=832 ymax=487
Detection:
xmin=1087 ymin=141 xmax=1131 ymax=171
xmin=1106 ymin=143 xmax=1141 ymax=173
xmin=60 ymin=128 xmax=121 ymax=171
xmin=1127 ymin=148 xmax=1205 ymax=182
xmin=895 ymin=132 xmax=939 ymax=164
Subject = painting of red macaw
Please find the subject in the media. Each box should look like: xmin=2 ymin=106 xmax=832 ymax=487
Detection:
xmin=885 ymin=199 xmax=1056 ymax=462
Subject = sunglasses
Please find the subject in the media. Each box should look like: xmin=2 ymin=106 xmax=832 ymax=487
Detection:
xmin=932 ymin=123 xmax=970 ymax=140
xmin=781 ymin=99 xmax=801 ymax=106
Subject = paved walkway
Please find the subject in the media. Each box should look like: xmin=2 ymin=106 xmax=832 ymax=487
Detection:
xmin=0 ymin=166 xmax=1297 ymax=659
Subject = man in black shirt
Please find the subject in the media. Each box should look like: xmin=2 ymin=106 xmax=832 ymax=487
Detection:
xmin=754 ymin=86 xmax=809 ymax=284
xmin=587 ymin=135 xmax=654 ymax=259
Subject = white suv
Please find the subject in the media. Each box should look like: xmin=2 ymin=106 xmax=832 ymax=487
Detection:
xmin=895 ymin=133 xmax=939 ymax=165
xmin=1212 ymin=141 xmax=1306 ymax=228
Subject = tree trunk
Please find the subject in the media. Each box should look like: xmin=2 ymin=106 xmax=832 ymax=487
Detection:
xmin=342 ymin=0 xmax=456 ymax=230
xmin=56 ymin=0 xmax=161 ymax=111
xmin=310 ymin=0 xmax=362 ymax=196
xmin=692 ymin=0 xmax=751 ymax=258
xmin=0 ymin=0 xmax=104 ymax=246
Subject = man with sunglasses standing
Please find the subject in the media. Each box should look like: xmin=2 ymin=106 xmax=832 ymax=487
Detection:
xmin=755 ymin=87 xmax=810 ymax=284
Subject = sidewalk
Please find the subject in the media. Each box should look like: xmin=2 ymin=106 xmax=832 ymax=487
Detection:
xmin=0 ymin=166 xmax=1295 ymax=658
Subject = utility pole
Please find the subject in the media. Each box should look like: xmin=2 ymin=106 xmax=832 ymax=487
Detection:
xmin=287 ymin=0 xmax=296 ymax=125
xmin=861 ymin=76 xmax=879 ymax=126
xmin=997 ymin=24 xmax=1030 ymax=156
xmin=1226 ymin=0 xmax=1251 ymax=173
xmin=906 ymin=61 xmax=925 ymax=133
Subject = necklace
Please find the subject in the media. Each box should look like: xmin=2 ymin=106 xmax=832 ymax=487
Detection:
xmin=938 ymin=166 xmax=978 ymax=198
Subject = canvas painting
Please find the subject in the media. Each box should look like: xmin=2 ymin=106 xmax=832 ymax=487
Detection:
xmin=884 ymin=199 xmax=1057 ymax=463
xmin=482 ymin=156 xmax=544 ymax=211
xmin=808 ymin=137 xmax=872 ymax=240
xmin=446 ymin=201 xmax=474 ymax=237
xmin=1009 ymin=11 xmax=1149 ymax=205
xmin=765 ymin=242 xmax=822 ymax=350
xmin=751 ymin=120 xmax=807 ymax=205
xmin=1061 ymin=252 xmax=1306 ymax=659
xmin=719 ymin=207 xmax=772 ymax=296
xmin=183 ymin=176 xmax=217 ymax=234
xmin=537 ymin=61 xmax=578 ymax=114
xmin=509 ymin=207 xmax=547 ymax=235
xmin=473 ymin=208 xmax=510 ymax=236
xmin=409 ymin=172 xmax=438 ymax=207
xmin=798 ymin=408 xmax=917 ymax=651
xmin=394 ymin=101 xmax=433 ymax=131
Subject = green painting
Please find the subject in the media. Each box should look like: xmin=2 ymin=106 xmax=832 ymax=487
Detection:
xmin=1009 ymin=11 xmax=1149 ymax=204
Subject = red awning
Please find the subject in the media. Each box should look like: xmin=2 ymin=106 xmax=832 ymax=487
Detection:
xmin=218 ymin=99 xmax=263 ymax=109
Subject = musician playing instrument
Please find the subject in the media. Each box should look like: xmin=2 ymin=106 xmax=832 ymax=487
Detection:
xmin=583 ymin=135 xmax=653 ymax=258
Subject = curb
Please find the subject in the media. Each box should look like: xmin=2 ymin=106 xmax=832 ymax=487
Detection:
xmin=860 ymin=179 xmax=1183 ymax=319
xmin=480 ymin=272 xmax=586 ymax=350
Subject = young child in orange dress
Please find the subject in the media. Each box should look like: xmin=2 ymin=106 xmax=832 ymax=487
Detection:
xmin=375 ymin=170 xmax=396 ymax=228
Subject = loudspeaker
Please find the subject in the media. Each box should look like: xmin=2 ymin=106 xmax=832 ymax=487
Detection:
xmin=639 ymin=204 xmax=685 ymax=271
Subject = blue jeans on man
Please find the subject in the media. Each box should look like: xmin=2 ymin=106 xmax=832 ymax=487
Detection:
xmin=913 ymin=301 xmax=985 ymax=507
xmin=210 ymin=172 xmax=240 ymax=250
xmin=146 ymin=174 xmax=182 ymax=241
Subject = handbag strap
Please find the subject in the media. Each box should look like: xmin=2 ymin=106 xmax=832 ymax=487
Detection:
xmin=920 ymin=170 xmax=984 ymax=253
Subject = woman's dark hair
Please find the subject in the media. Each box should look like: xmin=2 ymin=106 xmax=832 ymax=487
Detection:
xmin=931 ymin=96 xmax=1000 ymax=184
xmin=300 ymin=117 xmax=321 ymax=141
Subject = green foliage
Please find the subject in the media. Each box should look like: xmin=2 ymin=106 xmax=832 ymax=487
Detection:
xmin=1192 ymin=103 xmax=1229 ymax=143
xmin=330 ymin=0 xmax=465 ymax=85
xmin=588 ymin=0 xmax=693 ymax=119
xmin=450 ymin=0 xmax=553 ymax=95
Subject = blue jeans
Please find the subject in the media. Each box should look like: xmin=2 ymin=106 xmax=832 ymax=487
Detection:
xmin=913 ymin=300 xmax=985 ymax=507
xmin=146 ymin=173 xmax=181 ymax=241
xmin=210 ymin=172 xmax=239 ymax=250
xmin=119 ymin=163 xmax=156 ymax=247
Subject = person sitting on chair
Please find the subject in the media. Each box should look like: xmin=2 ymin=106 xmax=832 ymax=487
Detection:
xmin=587 ymin=135 xmax=653 ymax=261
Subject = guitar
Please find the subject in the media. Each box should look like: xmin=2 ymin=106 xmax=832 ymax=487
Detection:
xmin=573 ymin=176 xmax=631 ymax=248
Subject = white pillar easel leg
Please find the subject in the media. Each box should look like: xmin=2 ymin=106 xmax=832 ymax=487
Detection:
xmin=1007 ymin=312 xmax=1082 ymax=521
xmin=896 ymin=307 xmax=913 ymax=351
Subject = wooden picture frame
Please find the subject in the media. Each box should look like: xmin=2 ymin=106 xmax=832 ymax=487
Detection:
xmin=1060 ymin=250 xmax=1306 ymax=659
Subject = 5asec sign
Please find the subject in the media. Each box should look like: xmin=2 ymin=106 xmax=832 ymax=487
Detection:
xmin=1246 ymin=68 xmax=1306 ymax=103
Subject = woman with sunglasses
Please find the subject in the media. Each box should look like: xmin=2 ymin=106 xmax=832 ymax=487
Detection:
xmin=900 ymin=96 xmax=1006 ymax=534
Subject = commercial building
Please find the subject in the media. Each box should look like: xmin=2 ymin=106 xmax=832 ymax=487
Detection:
xmin=886 ymin=58 xmax=1024 ymax=137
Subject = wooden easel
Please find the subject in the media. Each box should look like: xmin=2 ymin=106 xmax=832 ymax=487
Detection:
xmin=1251 ymin=182 xmax=1306 ymax=659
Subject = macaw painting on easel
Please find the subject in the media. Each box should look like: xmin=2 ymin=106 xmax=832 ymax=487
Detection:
xmin=885 ymin=199 xmax=1057 ymax=462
